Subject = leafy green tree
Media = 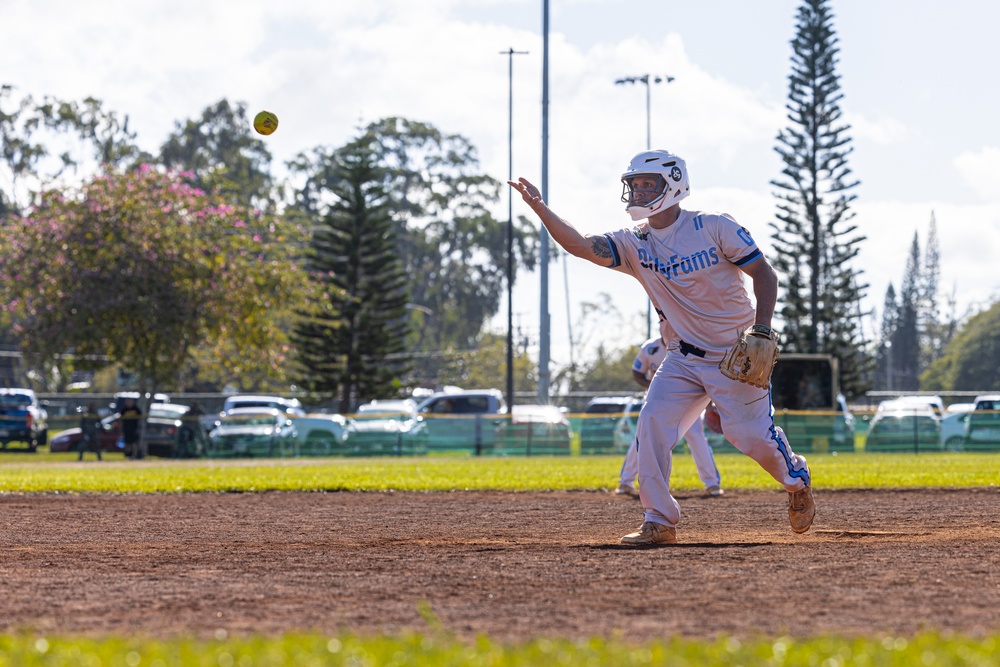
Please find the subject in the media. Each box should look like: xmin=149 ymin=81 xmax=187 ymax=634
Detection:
xmin=922 ymin=300 xmax=1000 ymax=391
xmin=769 ymin=0 xmax=871 ymax=398
xmin=421 ymin=332 xmax=538 ymax=394
xmin=44 ymin=95 xmax=148 ymax=169
xmin=291 ymin=139 xmax=411 ymax=412
xmin=0 ymin=165 xmax=309 ymax=394
xmin=1 ymin=87 xmax=147 ymax=218
xmin=569 ymin=344 xmax=638 ymax=394
xmin=291 ymin=117 xmax=539 ymax=389
xmin=552 ymin=293 xmax=646 ymax=395
xmin=159 ymin=99 xmax=276 ymax=209
xmin=0 ymin=85 xmax=60 ymax=217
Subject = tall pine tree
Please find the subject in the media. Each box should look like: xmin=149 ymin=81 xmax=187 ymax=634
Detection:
xmin=769 ymin=0 xmax=871 ymax=398
xmin=877 ymin=283 xmax=899 ymax=390
xmin=919 ymin=212 xmax=950 ymax=368
xmin=892 ymin=233 xmax=922 ymax=391
xmin=292 ymin=138 xmax=411 ymax=412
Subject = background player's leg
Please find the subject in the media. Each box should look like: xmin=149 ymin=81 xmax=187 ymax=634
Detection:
xmin=684 ymin=415 xmax=722 ymax=491
xmin=617 ymin=438 xmax=639 ymax=493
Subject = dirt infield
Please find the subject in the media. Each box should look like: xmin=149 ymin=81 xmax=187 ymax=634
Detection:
xmin=2 ymin=488 xmax=998 ymax=642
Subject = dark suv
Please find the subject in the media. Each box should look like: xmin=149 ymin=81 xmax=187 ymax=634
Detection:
xmin=0 ymin=388 xmax=49 ymax=452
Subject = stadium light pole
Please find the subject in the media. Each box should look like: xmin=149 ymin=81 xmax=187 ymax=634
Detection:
xmin=614 ymin=73 xmax=675 ymax=339
xmin=501 ymin=47 xmax=528 ymax=412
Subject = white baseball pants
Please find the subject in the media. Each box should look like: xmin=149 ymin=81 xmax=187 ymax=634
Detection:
xmin=636 ymin=351 xmax=811 ymax=528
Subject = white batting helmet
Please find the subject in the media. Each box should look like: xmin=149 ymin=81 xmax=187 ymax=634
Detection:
xmin=620 ymin=150 xmax=690 ymax=221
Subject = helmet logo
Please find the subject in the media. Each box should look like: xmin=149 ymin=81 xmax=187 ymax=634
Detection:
xmin=670 ymin=167 xmax=682 ymax=182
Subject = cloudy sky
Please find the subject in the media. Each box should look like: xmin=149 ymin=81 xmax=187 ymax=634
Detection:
xmin=4 ymin=0 xmax=998 ymax=371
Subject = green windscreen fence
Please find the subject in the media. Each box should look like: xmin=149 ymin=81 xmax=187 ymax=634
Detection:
xmin=50 ymin=409 xmax=1000 ymax=459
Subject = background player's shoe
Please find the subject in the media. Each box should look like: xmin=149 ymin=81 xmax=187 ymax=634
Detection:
xmin=705 ymin=485 xmax=724 ymax=497
xmin=620 ymin=521 xmax=677 ymax=545
xmin=788 ymin=486 xmax=816 ymax=533
xmin=615 ymin=483 xmax=637 ymax=496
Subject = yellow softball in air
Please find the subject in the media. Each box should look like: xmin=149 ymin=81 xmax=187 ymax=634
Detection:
xmin=253 ymin=110 xmax=278 ymax=136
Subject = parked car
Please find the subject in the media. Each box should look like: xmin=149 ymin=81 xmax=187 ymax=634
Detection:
xmin=579 ymin=396 xmax=637 ymax=454
xmin=222 ymin=395 xmax=304 ymax=416
xmin=140 ymin=403 xmax=197 ymax=458
xmin=495 ymin=404 xmax=573 ymax=455
xmin=416 ymin=389 xmax=507 ymax=453
xmin=344 ymin=400 xmax=427 ymax=456
xmin=293 ymin=413 xmax=349 ymax=456
xmin=0 ymin=388 xmax=49 ymax=452
xmin=611 ymin=397 xmax=645 ymax=453
xmin=113 ymin=391 xmax=169 ymax=413
xmin=49 ymin=402 xmax=195 ymax=458
xmin=964 ymin=394 xmax=1000 ymax=450
xmin=890 ymin=394 xmax=945 ymax=418
xmin=940 ymin=407 xmax=973 ymax=450
xmin=49 ymin=412 xmax=122 ymax=454
xmin=207 ymin=394 xmax=305 ymax=431
xmin=357 ymin=398 xmax=418 ymax=415
xmin=865 ymin=399 xmax=941 ymax=452
xmin=207 ymin=407 xmax=298 ymax=458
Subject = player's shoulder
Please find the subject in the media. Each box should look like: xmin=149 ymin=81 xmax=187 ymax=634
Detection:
xmin=685 ymin=209 xmax=739 ymax=228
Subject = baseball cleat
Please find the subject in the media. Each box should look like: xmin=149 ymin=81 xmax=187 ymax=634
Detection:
xmin=788 ymin=485 xmax=816 ymax=533
xmin=705 ymin=485 xmax=724 ymax=497
xmin=620 ymin=521 xmax=677 ymax=546
xmin=614 ymin=483 xmax=637 ymax=496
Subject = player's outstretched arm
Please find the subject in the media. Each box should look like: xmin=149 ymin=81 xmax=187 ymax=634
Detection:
xmin=508 ymin=177 xmax=614 ymax=268
xmin=739 ymin=255 xmax=778 ymax=327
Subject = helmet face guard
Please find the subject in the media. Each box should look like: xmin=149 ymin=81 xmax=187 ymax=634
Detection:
xmin=621 ymin=174 xmax=668 ymax=209
xmin=620 ymin=150 xmax=690 ymax=221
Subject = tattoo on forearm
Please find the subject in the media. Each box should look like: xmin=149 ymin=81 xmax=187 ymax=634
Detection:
xmin=591 ymin=237 xmax=612 ymax=258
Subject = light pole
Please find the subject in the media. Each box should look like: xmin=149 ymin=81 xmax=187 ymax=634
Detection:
xmin=501 ymin=47 xmax=528 ymax=411
xmin=615 ymin=73 xmax=675 ymax=338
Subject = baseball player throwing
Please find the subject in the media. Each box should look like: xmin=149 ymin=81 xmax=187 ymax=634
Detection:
xmin=617 ymin=319 xmax=723 ymax=498
xmin=509 ymin=149 xmax=814 ymax=545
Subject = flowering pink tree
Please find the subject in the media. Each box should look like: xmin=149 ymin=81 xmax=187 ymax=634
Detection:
xmin=0 ymin=165 xmax=309 ymax=392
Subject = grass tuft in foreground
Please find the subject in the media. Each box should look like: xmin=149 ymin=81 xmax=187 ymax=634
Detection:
xmin=1 ymin=632 xmax=998 ymax=666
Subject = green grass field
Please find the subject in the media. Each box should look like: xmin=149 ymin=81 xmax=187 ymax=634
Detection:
xmin=2 ymin=450 xmax=998 ymax=666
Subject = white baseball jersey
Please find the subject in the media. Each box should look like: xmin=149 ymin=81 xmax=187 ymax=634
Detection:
xmin=604 ymin=210 xmax=760 ymax=355
xmin=631 ymin=336 xmax=667 ymax=380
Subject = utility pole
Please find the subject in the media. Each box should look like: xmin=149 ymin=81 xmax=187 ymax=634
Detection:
xmin=501 ymin=47 xmax=528 ymax=412
xmin=538 ymin=0 xmax=551 ymax=404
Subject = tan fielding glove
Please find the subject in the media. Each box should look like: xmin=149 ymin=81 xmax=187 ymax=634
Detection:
xmin=718 ymin=325 xmax=780 ymax=389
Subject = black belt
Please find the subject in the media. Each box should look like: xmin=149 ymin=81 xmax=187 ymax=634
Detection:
xmin=679 ymin=340 xmax=706 ymax=358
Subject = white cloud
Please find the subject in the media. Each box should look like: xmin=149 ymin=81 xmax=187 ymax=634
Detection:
xmin=853 ymin=199 xmax=1000 ymax=327
xmin=953 ymin=147 xmax=1000 ymax=202
xmin=6 ymin=0 xmax=1000 ymax=373
xmin=843 ymin=111 xmax=908 ymax=145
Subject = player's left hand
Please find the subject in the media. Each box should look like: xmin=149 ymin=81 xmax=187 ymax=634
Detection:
xmin=718 ymin=325 xmax=780 ymax=389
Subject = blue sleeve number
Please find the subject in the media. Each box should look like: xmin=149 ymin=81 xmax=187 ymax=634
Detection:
xmin=737 ymin=228 xmax=754 ymax=246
